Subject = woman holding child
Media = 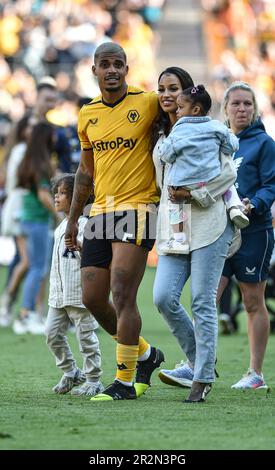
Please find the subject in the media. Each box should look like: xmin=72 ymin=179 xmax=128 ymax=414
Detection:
xmin=152 ymin=67 xmax=236 ymax=402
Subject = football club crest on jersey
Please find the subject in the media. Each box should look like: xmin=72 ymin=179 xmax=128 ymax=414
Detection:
xmin=127 ymin=110 xmax=140 ymax=123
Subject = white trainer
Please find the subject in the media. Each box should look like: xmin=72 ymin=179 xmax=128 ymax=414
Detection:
xmin=71 ymin=381 xmax=105 ymax=397
xmin=27 ymin=312 xmax=45 ymax=335
xmin=231 ymin=369 xmax=268 ymax=390
xmin=52 ymin=368 xmax=86 ymax=394
xmin=12 ymin=317 xmax=29 ymax=335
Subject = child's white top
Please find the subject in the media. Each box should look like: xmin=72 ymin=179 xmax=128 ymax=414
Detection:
xmin=48 ymin=216 xmax=87 ymax=308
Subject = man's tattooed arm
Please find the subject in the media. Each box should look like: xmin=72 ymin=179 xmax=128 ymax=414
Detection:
xmin=65 ymin=149 xmax=94 ymax=249
xmin=68 ymin=149 xmax=94 ymax=223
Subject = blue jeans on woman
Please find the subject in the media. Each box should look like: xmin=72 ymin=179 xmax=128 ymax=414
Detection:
xmin=153 ymin=222 xmax=234 ymax=383
xmin=21 ymin=221 xmax=51 ymax=311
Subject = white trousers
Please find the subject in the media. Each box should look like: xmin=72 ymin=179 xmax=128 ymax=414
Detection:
xmin=45 ymin=306 xmax=102 ymax=381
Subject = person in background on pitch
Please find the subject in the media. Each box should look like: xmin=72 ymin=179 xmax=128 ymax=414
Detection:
xmin=32 ymin=78 xmax=72 ymax=173
xmin=0 ymin=78 xmax=72 ymax=326
xmin=0 ymin=115 xmax=33 ymax=327
xmin=217 ymin=81 xmax=275 ymax=390
xmin=46 ymin=174 xmax=103 ymax=396
xmin=12 ymin=122 xmax=56 ymax=335
xmin=65 ymin=42 xmax=164 ymax=401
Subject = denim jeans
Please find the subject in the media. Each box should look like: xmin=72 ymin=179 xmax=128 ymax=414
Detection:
xmin=21 ymin=221 xmax=51 ymax=311
xmin=153 ymin=221 xmax=234 ymax=383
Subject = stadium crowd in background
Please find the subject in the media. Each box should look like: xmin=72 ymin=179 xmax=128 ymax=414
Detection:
xmin=0 ymin=0 xmax=274 ymax=149
xmin=0 ymin=0 xmax=166 ymax=150
xmin=0 ymin=0 xmax=166 ymax=333
xmin=202 ymin=0 xmax=275 ymax=137
xmin=1 ymin=0 xmax=275 ymax=340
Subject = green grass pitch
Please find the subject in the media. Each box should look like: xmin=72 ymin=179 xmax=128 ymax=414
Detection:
xmin=0 ymin=267 xmax=275 ymax=450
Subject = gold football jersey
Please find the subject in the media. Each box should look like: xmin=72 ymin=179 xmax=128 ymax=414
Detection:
xmin=78 ymin=86 xmax=159 ymax=215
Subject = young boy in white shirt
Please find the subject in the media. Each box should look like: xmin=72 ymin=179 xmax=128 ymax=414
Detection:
xmin=45 ymin=174 xmax=103 ymax=396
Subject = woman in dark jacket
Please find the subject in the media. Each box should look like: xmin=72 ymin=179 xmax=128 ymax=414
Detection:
xmin=218 ymin=81 xmax=275 ymax=390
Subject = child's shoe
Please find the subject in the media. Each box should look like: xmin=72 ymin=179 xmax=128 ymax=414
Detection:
xmin=229 ymin=207 xmax=249 ymax=229
xmin=162 ymin=238 xmax=189 ymax=254
xmin=71 ymin=380 xmax=104 ymax=397
xmin=52 ymin=368 xmax=86 ymax=394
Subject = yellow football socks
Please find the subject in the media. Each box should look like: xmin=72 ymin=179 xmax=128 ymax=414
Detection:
xmin=138 ymin=336 xmax=150 ymax=358
xmin=112 ymin=335 xmax=150 ymax=360
xmin=116 ymin=343 xmax=139 ymax=384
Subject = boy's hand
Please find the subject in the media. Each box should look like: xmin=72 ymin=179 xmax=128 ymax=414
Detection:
xmin=168 ymin=186 xmax=192 ymax=203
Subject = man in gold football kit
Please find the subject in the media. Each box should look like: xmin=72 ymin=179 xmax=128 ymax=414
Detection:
xmin=65 ymin=42 xmax=164 ymax=400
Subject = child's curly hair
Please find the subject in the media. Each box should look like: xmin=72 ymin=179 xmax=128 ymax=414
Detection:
xmin=52 ymin=174 xmax=75 ymax=203
xmin=52 ymin=174 xmax=94 ymax=207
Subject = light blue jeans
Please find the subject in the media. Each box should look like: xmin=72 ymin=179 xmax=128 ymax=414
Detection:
xmin=21 ymin=221 xmax=51 ymax=311
xmin=153 ymin=221 xmax=234 ymax=383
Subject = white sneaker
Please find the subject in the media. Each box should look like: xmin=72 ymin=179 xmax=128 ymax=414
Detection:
xmin=71 ymin=381 xmax=104 ymax=397
xmin=12 ymin=317 xmax=29 ymax=335
xmin=12 ymin=312 xmax=45 ymax=335
xmin=231 ymin=369 xmax=268 ymax=390
xmin=229 ymin=207 xmax=249 ymax=229
xmin=52 ymin=368 xmax=86 ymax=394
xmin=27 ymin=311 xmax=45 ymax=335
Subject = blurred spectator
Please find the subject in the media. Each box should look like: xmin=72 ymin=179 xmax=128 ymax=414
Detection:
xmin=0 ymin=114 xmax=33 ymax=327
xmin=12 ymin=122 xmax=56 ymax=335
xmin=31 ymin=78 xmax=72 ymax=173
xmin=0 ymin=0 xmax=165 ymax=163
xmin=202 ymin=0 xmax=275 ymax=132
xmin=66 ymin=96 xmax=92 ymax=173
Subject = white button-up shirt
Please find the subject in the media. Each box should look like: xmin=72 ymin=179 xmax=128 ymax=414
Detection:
xmin=48 ymin=216 xmax=87 ymax=308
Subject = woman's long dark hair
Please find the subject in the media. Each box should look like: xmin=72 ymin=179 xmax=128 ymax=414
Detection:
xmin=150 ymin=67 xmax=194 ymax=150
xmin=17 ymin=122 xmax=54 ymax=190
xmin=4 ymin=113 xmax=31 ymax=163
